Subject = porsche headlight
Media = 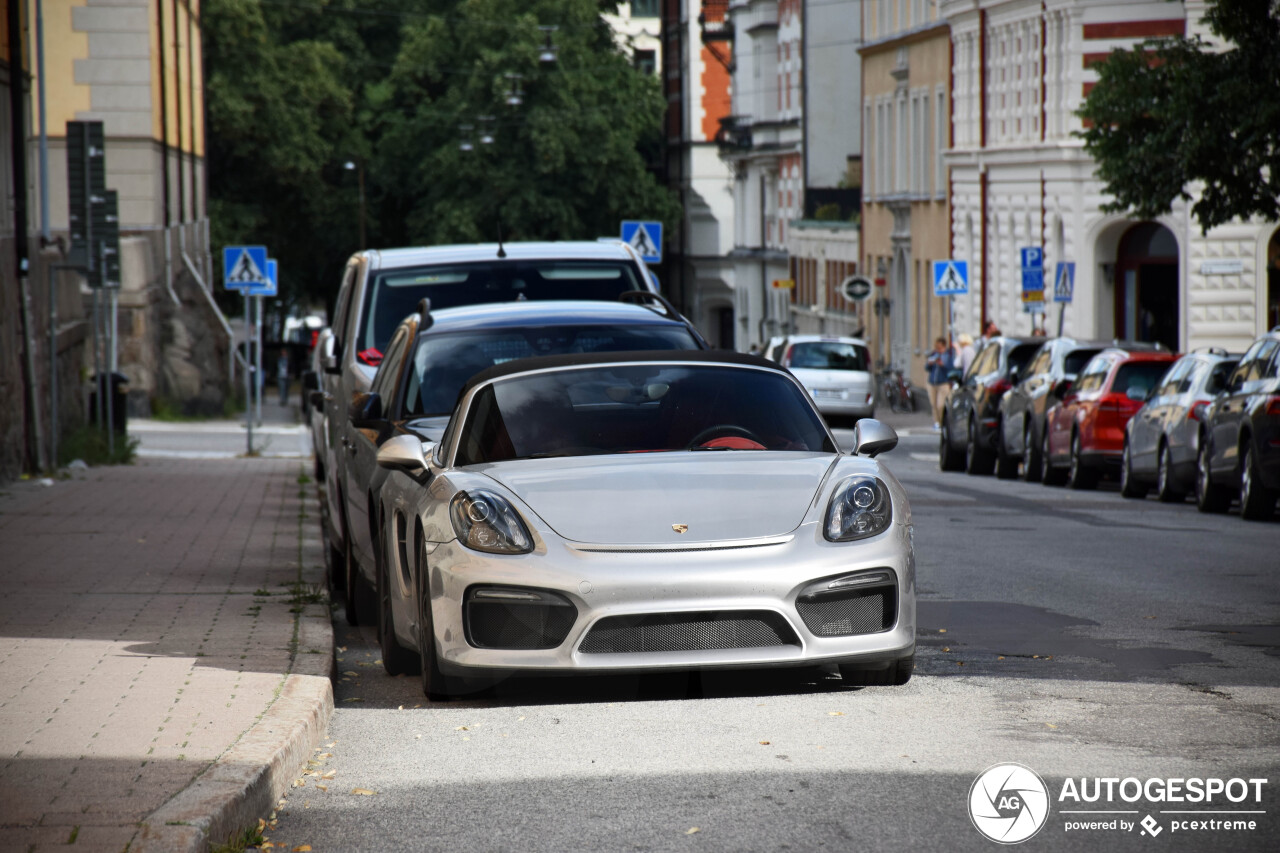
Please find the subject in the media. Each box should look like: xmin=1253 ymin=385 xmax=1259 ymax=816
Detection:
xmin=824 ymin=476 xmax=892 ymax=542
xmin=449 ymin=490 xmax=533 ymax=554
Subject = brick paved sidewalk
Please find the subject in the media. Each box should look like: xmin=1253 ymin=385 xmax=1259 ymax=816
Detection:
xmin=0 ymin=457 xmax=333 ymax=853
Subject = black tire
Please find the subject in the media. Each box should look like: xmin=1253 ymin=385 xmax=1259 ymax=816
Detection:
xmin=1195 ymin=438 xmax=1231 ymax=514
xmin=1067 ymin=431 xmax=1098 ymax=490
xmin=1041 ymin=427 xmax=1067 ymax=486
xmin=378 ymin=532 xmax=420 ymax=677
xmin=840 ymin=655 xmax=914 ymax=687
xmin=1022 ymin=422 xmax=1043 ymax=483
xmin=1120 ymin=440 xmax=1148 ymax=499
xmin=1155 ymin=442 xmax=1186 ymax=503
xmin=939 ymin=417 xmax=965 ymax=471
xmin=322 ymin=521 xmax=345 ymax=595
xmin=995 ymin=425 xmax=1019 ymax=480
xmin=416 ymin=562 xmax=461 ymax=701
xmin=1239 ymin=443 xmax=1277 ymax=521
xmin=965 ymin=417 xmax=995 ymax=476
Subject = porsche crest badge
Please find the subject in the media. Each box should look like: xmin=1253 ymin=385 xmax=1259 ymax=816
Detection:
xmin=671 ymin=524 xmax=689 ymax=534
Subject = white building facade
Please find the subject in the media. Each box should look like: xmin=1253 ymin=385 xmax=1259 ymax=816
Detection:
xmin=943 ymin=0 xmax=1280 ymax=351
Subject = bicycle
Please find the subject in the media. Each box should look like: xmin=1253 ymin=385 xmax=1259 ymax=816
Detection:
xmin=878 ymin=364 xmax=917 ymax=414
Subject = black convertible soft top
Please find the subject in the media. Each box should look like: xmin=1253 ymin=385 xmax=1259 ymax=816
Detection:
xmin=460 ymin=349 xmax=783 ymax=396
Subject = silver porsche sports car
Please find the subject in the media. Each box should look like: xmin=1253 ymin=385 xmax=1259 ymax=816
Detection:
xmin=373 ymin=351 xmax=916 ymax=699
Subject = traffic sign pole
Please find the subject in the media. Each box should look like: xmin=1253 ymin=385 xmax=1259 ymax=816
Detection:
xmin=255 ymin=296 xmax=264 ymax=427
xmin=244 ymin=293 xmax=253 ymax=454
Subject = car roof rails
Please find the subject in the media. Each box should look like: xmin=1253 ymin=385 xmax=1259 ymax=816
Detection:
xmin=1190 ymin=346 xmax=1229 ymax=356
xmin=1110 ymin=339 xmax=1164 ymax=351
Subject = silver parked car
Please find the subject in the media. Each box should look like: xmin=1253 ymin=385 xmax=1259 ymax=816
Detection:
xmin=373 ymin=351 xmax=916 ymax=699
xmin=317 ymin=241 xmax=668 ymax=604
xmin=765 ymin=334 xmax=876 ymax=425
xmin=1121 ymin=349 xmax=1238 ymax=502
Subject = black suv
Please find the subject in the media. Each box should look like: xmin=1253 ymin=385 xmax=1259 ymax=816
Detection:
xmin=1196 ymin=327 xmax=1280 ymax=520
xmin=939 ymin=336 xmax=1041 ymax=475
xmin=997 ymin=337 xmax=1109 ymax=481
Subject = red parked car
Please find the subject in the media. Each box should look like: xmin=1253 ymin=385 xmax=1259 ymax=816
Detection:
xmin=1042 ymin=346 xmax=1179 ymax=489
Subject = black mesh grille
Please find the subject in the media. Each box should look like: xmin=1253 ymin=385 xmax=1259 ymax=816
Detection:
xmin=796 ymin=588 xmax=894 ymax=637
xmin=465 ymin=599 xmax=577 ymax=650
xmin=578 ymin=611 xmax=799 ymax=654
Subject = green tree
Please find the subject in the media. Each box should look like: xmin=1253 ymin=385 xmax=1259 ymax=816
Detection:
xmin=374 ymin=0 xmax=679 ymax=246
xmin=1078 ymin=0 xmax=1280 ymax=232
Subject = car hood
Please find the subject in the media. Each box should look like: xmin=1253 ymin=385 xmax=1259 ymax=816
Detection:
xmin=478 ymin=452 xmax=837 ymax=545
xmin=788 ymin=367 xmax=872 ymax=390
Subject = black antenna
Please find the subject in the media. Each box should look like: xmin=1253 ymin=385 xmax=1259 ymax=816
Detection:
xmin=496 ymin=205 xmax=506 ymax=258
xmin=417 ymin=298 xmax=433 ymax=332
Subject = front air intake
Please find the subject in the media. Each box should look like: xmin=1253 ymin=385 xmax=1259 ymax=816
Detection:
xmin=579 ymin=611 xmax=799 ymax=654
xmin=464 ymin=587 xmax=576 ymax=650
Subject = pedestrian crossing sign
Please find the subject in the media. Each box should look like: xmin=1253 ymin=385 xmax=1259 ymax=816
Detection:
xmin=1053 ymin=261 xmax=1076 ymax=303
xmin=223 ymin=245 xmax=269 ymax=289
xmin=245 ymin=259 xmax=279 ymax=297
xmin=933 ymin=260 xmax=969 ymax=296
xmin=621 ymin=221 xmax=662 ymax=264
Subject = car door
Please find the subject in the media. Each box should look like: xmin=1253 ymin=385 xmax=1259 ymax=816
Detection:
xmin=1049 ymin=354 xmax=1107 ymax=461
xmin=950 ymin=343 xmax=997 ymax=447
xmin=1131 ymin=358 xmax=1189 ymax=474
xmin=1005 ymin=345 xmax=1052 ymax=454
xmin=345 ymin=325 xmax=412 ymax=582
xmin=1210 ymin=341 xmax=1268 ymax=479
xmin=323 ymin=263 xmax=358 ymax=550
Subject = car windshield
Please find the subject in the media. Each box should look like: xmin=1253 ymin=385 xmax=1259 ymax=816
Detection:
xmin=454 ymin=364 xmax=837 ymax=465
xmin=359 ymin=260 xmax=645 ymax=355
xmin=403 ymin=325 xmax=700 ymax=416
xmin=1113 ymin=362 xmax=1173 ymax=396
xmin=787 ymin=341 xmax=869 ymax=371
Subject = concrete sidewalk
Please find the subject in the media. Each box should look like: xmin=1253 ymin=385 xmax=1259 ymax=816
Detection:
xmin=0 ymin=454 xmax=333 ymax=852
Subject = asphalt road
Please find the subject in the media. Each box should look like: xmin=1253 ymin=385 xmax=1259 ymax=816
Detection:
xmin=265 ymin=428 xmax=1280 ymax=852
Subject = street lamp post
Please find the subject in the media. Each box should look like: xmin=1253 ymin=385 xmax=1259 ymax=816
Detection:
xmin=344 ymin=160 xmax=366 ymax=250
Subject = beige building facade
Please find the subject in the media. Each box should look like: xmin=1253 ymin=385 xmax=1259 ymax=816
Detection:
xmin=860 ymin=2 xmax=953 ymax=387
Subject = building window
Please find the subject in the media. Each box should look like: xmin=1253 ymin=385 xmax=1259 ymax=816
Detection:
xmin=634 ymin=49 xmax=656 ymax=76
xmin=935 ymin=89 xmax=947 ymax=198
xmin=631 ymin=0 xmax=659 ymax=17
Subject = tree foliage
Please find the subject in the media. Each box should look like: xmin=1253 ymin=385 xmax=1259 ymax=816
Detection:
xmin=204 ymin=0 xmax=676 ymax=311
xmin=1078 ymin=0 xmax=1280 ymax=232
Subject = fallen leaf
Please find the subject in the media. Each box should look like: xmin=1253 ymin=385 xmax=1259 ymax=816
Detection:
xmin=261 ymin=843 xmax=274 ymax=849
xmin=326 ymin=742 xmax=336 ymax=748
xmin=293 ymin=846 xmax=312 ymax=852
xmin=759 ymin=741 xmax=771 ymax=745
xmin=398 ymin=705 xmax=404 ymax=710
xmin=317 ymin=753 xmax=333 ymax=759
xmin=518 ymin=716 xmax=526 ymax=721
xmin=336 ymin=647 xmax=347 ymax=653
xmin=414 ymin=734 xmax=422 ymax=739
xmin=351 ymin=788 xmax=377 ymax=796
xmin=315 ymin=784 xmax=328 ymax=792
xmin=343 ymin=697 xmax=364 ymax=702
xmin=462 ymin=737 xmax=471 ymax=741
xmin=956 ymin=661 xmax=965 ymax=666
xmin=455 ymin=726 xmax=469 ymax=731
xmin=827 ymin=712 xmax=844 ymax=717
xmin=942 ymin=647 xmax=951 ymax=652
xmin=343 ymin=671 xmax=358 ymax=677
xmin=997 ymin=656 xmax=1005 ymax=660
xmin=1046 ymin=723 xmax=1058 ymax=729
xmin=1033 ymin=654 xmax=1040 ymax=659
xmin=321 ymin=770 xmax=337 ymax=779
xmin=686 ymin=828 xmax=701 ymax=835
xmin=938 ymin=628 xmax=947 ymax=633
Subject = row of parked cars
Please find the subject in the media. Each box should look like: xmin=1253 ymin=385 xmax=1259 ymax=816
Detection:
xmin=937 ymin=326 xmax=1280 ymax=520
xmin=302 ymin=240 xmax=918 ymax=699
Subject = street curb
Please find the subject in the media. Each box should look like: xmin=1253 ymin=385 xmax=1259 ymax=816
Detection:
xmin=133 ymin=605 xmax=334 ymax=853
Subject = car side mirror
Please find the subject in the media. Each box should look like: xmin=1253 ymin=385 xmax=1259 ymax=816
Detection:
xmin=947 ymin=369 xmax=964 ymax=384
xmin=376 ymin=435 xmax=435 ymax=475
xmin=320 ymin=337 xmax=340 ymax=375
xmin=309 ymin=390 xmax=325 ymax=413
xmin=348 ymin=391 xmax=384 ymax=428
xmin=1052 ymin=378 xmax=1073 ymax=399
xmin=851 ymin=418 xmax=898 ymax=458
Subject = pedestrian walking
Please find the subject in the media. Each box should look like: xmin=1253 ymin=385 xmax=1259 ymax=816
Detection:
xmin=277 ymin=348 xmax=291 ymax=406
xmin=956 ymin=333 xmax=977 ymax=375
xmin=925 ymin=337 xmax=954 ymax=430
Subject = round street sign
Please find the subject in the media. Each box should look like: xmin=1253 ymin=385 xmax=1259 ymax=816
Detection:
xmin=841 ymin=275 xmax=874 ymax=303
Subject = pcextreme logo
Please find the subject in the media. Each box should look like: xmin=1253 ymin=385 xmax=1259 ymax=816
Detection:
xmin=969 ymin=763 xmax=1051 ymax=844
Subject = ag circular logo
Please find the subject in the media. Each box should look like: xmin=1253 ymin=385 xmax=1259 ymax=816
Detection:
xmin=968 ymin=763 xmax=1051 ymax=844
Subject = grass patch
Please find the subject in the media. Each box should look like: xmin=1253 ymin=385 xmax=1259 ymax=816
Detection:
xmin=59 ymin=425 xmax=138 ymax=467
xmin=210 ymin=823 xmax=265 ymax=853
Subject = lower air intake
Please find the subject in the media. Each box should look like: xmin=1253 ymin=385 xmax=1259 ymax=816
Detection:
xmin=796 ymin=588 xmax=894 ymax=637
xmin=579 ymin=611 xmax=799 ymax=654
xmin=466 ymin=597 xmax=576 ymax=650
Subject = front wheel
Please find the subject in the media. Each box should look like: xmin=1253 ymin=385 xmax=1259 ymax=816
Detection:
xmin=1239 ymin=444 xmax=1278 ymax=520
xmin=939 ymin=417 xmax=965 ymax=471
xmin=1067 ymin=431 xmax=1098 ymax=490
xmin=995 ymin=424 xmax=1019 ymax=479
xmin=1041 ymin=427 xmax=1067 ymax=486
xmin=1155 ymin=442 xmax=1186 ymax=503
xmin=1195 ymin=439 xmax=1231 ymax=514
xmin=1022 ymin=423 xmax=1043 ymax=483
xmin=416 ymin=571 xmax=462 ymax=701
xmin=1120 ymin=440 xmax=1148 ymax=499
xmin=965 ymin=417 xmax=995 ymax=476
